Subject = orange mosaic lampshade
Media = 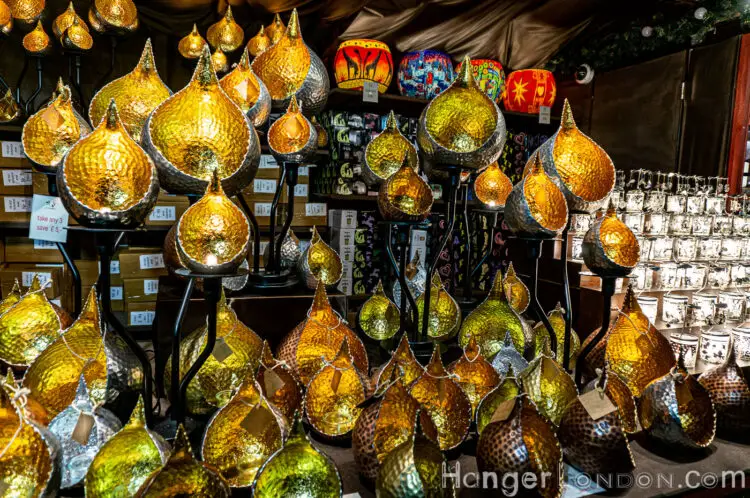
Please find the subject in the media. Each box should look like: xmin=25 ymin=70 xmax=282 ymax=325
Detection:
xmin=334 ymin=39 xmax=393 ymax=94
xmin=503 ymin=69 xmax=556 ymax=114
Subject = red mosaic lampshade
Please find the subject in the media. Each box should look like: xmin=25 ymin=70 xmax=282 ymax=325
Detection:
xmin=334 ymin=39 xmax=393 ymax=93
xmin=503 ymin=69 xmax=557 ymax=114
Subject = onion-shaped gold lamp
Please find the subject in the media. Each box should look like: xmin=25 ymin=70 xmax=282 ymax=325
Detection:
xmin=6 ymin=0 xmax=43 ymax=24
xmin=304 ymin=338 xmax=370 ymax=439
xmin=262 ymin=229 xmax=301 ymax=270
xmin=247 ymin=25 xmax=270 ymax=57
xmin=22 ymin=84 xmax=91 ymax=173
xmin=265 ymin=13 xmax=284 ymax=44
xmin=417 ymin=55 xmax=506 ymax=172
xmin=502 ymin=262 xmax=529 ymax=314
xmin=0 ymin=278 xmax=21 ymax=314
xmin=267 ymin=95 xmax=317 ymax=164
xmin=212 ymin=47 xmax=229 ymax=74
xmin=207 ymin=5 xmax=243 ymax=53
xmin=596 ymin=369 xmax=638 ymax=434
xmin=164 ymin=289 xmax=263 ymax=415
xmin=51 ymin=77 xmax=89 ymax=130
xmin=699 ymin=343 xmax=750 ymax=434
xmin=358 ymin=280 xmax=400 ymax=341
xmin=518 ymin=354 xmax=578 ymax=427
xmin=136 ymin=424 xmax=230 ymax=496
xmin=220 ymin=48 xmax=271 ymax=128
xmin=475 ymin=375 xmax=521 ymax=434
xmin=252 ymin=412 xmax=342 ymax=497
xmin=537 ymin=99 xmax=615 ymax=213
xmin=58 ymin=99 xmax=159 ymax=228
xmin=370 ymin=333 xmax=424 ymax=391
xmin=277 ymin=280 xmax=368 ymax=385
xmin=201 ymin=372 xmax=287 ymax=488
xmin=296 ymin=226 xmax=343 ymax=289
xmin=89 ymin=39 xmax=171 ymax=143
xmin=53 ymin=1 xmax=86 ymax=38
xmin=415 ymin=273 xmax=460 ymax=341
xmin=61 ymin=16 xmax=93 ymax=51
xmin=0 ymin=88 xmax=21 ymax=123
xmin=175 ymin=170 xmax=251 ymax=274
xmin=474 ymin=161 xmax=512 ymax=209
xmin=531 ymin=302 xmax=581 ymax=363
xmin=408 ymin=346 xmax=471 ymax=450
xmin=459 ymin=268 xmax=532 ymax=358
xmin=256 ymin=340 xmax=302 ymax=422
xmin=0 ymin=274 xmax=72 ymax=367
xmin=583 ymin=202 xmax=640 ymax=277
xmin=365 ymin=110 xmax=418 ymax=182
xmin=605 ymin=285 xmax=676 ymax=397
xmin=144 ymin=44 xmax=260 ymax=196
xmin=378 ymin=156 xmax=433 ymax=222
xmin=84 ymin=396 xmax=169 ymax=496
xmin=251 ymin=9 xmax=329 ymax=115
xmin=448 ymin=336 xmax=500 ymax=417
xmin=505 ymin=151 xmax=568 ymax=238
xmin=179 ymin=24 xmax=206 ymax=59
xmin=89 ymin=0 xmax=138 ymax=34
xmin=22 ymin=20 xmax=50 ymax=55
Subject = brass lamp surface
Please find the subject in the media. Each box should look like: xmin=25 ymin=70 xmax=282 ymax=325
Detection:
xmin=91 ymin=0 xmax=138 ymax=33
xmin=256 ymin=341 xmax=302 ymax=422
xmin=264 ymin=13 xmax=284 ymax=44
xmin=0 ymin=89 xmax=21 ymax=122
xmin=6 ymin=0 xmax=43 ymax=23
xmin=179 ymin=24 xmax=206 ymax=59
xmin=220 ymin=48 xmax=271 ymax=128
xmin=518 ymin=354 xmax=578 ymax=427
xmin=207 ymin=5 xmax=243 ymax=53
xmin=378 ymin=156 xmax=433 ymax=222
xmin=475 ymin=376 xmax=521 ymax=434
xmin=531 ymin=302 xmax=581 ymax=363
xmin=262 ymin=229 xmax=301 ymax=270
xmin=583 ymin=203 xmax=640 ymax=276
xmin=0 ymin=1 xmax=9 ymax=27
xmin=365 ymin=111 xmax=418 ymax=182
xmin=474 ymin=161 xmax=512 ymax=209
xmin=358 ymin=280 xmax=400 ymax=341
xmin=0 ymin=278 xmax=21 ymax=314
xmin=61 ymin=16 xmax=93 ymax=50
xmin=448 ymin=336 xmax=500 ymax=417
xmin=698 ymin=345 xmax=750 ymax=434
xmin=247 ymin=26 xmax=270 ymax=56
xmin=267 ymin=95 xmax=317 ymax=163
xmin=297 ymin=226 xmax=343 ymax=289
xmin=53 ymin=1 xmax=87 ymax=38
xmin=22 ymin=20 xmax=50 ymax=55
xmin=371 ymin=333 xmax=424 ymax=391
xmin=415 ymin=273 xmax=460 ymax=341
xmin=212 ymin=48 xmax=229 ymax=74
xmin=502 ymin=262 xmax=530 ymax=314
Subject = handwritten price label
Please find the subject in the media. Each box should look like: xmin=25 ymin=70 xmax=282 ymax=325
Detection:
xmin=139 ymin=254 xmax=165 ymax=270
xmin=298 ymin=166 xmax=309 ymax=176
xmin=1 ymin=141 xmax=23 ymax=158
xmin=130 ymin=311 xmax=155 ymax=326
xmin=254 ymin=179 xmax=277 ymax=194
xmin=2 ymin=170 xmax=32 ymax=186
xmin=33 ymin=240 xmax=57 ymax=250
xmin=143 ymin=279 xmax=159 ymax=295
xmin=305 ymin=203 xmax=327 ymax=217
xmin=148 ymin=206 xmax=175 ymax=222
xmin=259 ymin=155 xmax=278 ymax=169
xmin=22 ymin=271 xmax=51 ymax=288
xmin=29 ymin=195 xmax=68 ymax=243
xmin=111 ymin=286 xmax=123 ymax=301
xmin=294 ymin=184 xmax=308 ymax=197
xmin=539 ymin=106 xmax=551 ymax=124
xmin=363 ymin=81 xmax=379 ymax=103
xmin=255 ymin=203 xmax=272 ymax=217
xmin=4 ymin=197 xmax=32 ymax=213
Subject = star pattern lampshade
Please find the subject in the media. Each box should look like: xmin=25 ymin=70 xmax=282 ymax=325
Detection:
xmin=503 ymin=69 xmax=556 ymax=114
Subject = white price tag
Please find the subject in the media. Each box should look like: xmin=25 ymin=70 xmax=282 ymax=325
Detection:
xmin=143 ymin=279 xmax=159 ymax=295
xmin=254 ymin=179 xmax=277 ymax=194
xmin=22 ymin=271 xmax=51 ymax=288
xmin=139 ymin=254 xmax=165 ymax=270
xmin=298 ymin=166 xmax=309 ymax=176
xmin=305 ymin=203 xmax=327 ymax=217
xmin=1 ymin=141 xmax=23 ymax=158
xmin=110 ymin=286 xmax=123 ymax=301
xmin=259 ymin=241 xmax=269 ymax=256
xmin=29 ymin=195 xmax=68 ymax=243
xmin=539 ymin=105 xmax=551 ymax=124
xmin=294 ymin=184 xmax=308 ymax=197
xmin=363 ymin=81 xmax=378 ymax=103
xmin=130 ymin=311 xmax=155 ymax=326
xmin=255 ymin=203 xmax=272 ymax=217
xmin=148 ymin=206 xmax=175 ymax=222
xmin=111 ymin=261 xmax=120 ymax=274
xmin=33 ymin=239 xmax=57 ymax=250
xmin=4 ymin=196 xmax=32 ymax=213
xmin=2 ymin=170 xmax=32 ymax=186
xmin=259 ymin=155 xmax=278 ymax=169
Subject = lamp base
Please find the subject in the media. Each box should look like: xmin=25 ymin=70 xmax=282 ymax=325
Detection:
xmin=246 ymin=269 xmax=300 ymax=294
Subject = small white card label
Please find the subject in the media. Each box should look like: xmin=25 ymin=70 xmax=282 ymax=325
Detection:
xmin=539 ymin=105 xmax=551 ymax=124
xmin=98 ymin=260 xmax=120 ymax=274
xmin=259 ymin=155 xmax=278 ymax=169
xmin=254 ymin=179 xmax=277 ymax=194
xmin=22 ymin=271 xmax=51 ymax=287
xmin=139 ymin=254 xmax=165 ymax=270
xmin=1 ymin=141 xmax=23 ymax=158
xmin=29 ymin=195 xmax=68 ymax=243
xmin=363 ymin=81 xmax=378 ymax=103
xmin=294 ymin=184 xmax=308 ymax=197
xmin=255 ymin=202 xmax=272 ymax=217
xmin=2 ymin=170 xmax=32 ymax=186
xmin=4 ymin=196 xmax=32 ymax=213
xmin=298 ymin=166 xmax=309 ymax=176
xmin=33 ymin=239 xmax=57 ymax=250
xmin=148 ymin=206 xmax=175 ymax=222
xmin=305 ymin=203 xmax=326 ymax=217
xmin=130 ymin=311 xmax=155 ymax=326
xmin=259 ymin=241 xmax=269 ymax=256
xmin=143 ymin=279 xmax=159 ymax=295
xmin=111 ymin=286 xmax=123 ymax=301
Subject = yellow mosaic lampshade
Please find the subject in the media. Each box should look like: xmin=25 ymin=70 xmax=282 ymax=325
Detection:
xmin=474 ymin=375 xmax=521 ymax=434
xmin=502 ymin=262 xmax=529 ymax=314
xmin=370 ymin=333 xmax=424 ymax=391
xmin=89 ymin=0 xmax=139 ymax=34
xmin=0 ymin=88 xmax=21 ymax=123
xmin=61 ymin=16 xmax=93 ymax=51
xmin=518 ymin=354 xmax=578 ymax=426
xmin=296 ymin=226 xmax=343 ymax=289
xmin=474 ymin=161 xmax=512 ymax=209
xmin=256 ymin=340 xmax=302 ymax=422
xmin=247 ymin=25 xmax=270 ymax=57
xmin=448 ymin=336 xmax=501 ymax=416
xmin=264 ymin=13 xmax=284 ymax=44
xmin=53 ymin=1 xmax=87 ymax=38
xmin=378 ymin=156 xmax=433 ymax=222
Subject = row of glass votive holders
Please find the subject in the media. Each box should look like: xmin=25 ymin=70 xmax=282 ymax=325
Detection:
xmin=569 ymin=211 xmax=749 ymax=238
xmin=668 ymin=327 xmax=750 ymax=367
xmin=615 ymin=189 xmax=730 ymax=215
xmin=638 ymin=236 xmax=746 ymax=263
xmin=630 ymin=262 xmax=748 ymax=291
xmin=637 ymin=291 xmax=749 ymax=326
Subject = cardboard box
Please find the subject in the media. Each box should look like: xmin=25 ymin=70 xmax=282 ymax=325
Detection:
xmin=4 ymin=237 xmax=63 ymax=263
xmin=118 ymin=247 xmax=168 ymax=278
xmin=0 ymin=141 xmax=29 ymax=168
xmin=290 ymin=202 xmax=327 ymax=227
xmin=330 ymin=228 xmax=355 ymax=249
xmin=126 ymin=301 xmax=157 ymax=327
xmin=0 ymin=195 xmax=32 ymax=223
xmin=145 ymin=195 xmax=189 ymax=226
xmin=0 ymin=263 xmax=63 ymax=298
xmin=328 ymin=209 xmax=357 ymax=229
xmin=0 ymin=168 xmax=33 ymax=195
xmin=123 ymin=277 xmax=161 ymax=303
xmin=32 ymin=172 xmax=48 ymax=195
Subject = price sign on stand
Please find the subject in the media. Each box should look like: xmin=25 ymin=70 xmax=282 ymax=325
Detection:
xmin=363 ymin=81 xmax=378 ymax=103
xmin=539 ymin=106 xmax=551 ymax=124
xmin=29 ymin=195 xmax=69 ymax=243
xmin=1 ymin=141 xmax=23 ymax=158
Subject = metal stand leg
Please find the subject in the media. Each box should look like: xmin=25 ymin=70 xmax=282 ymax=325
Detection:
xmin=560 ymin=220 xmax=573 ymax=372
xmin=24 ymin=58 xmax=43 ymax=116
xmin=527 ymin=239 xmax=557 ymax=355
xmin=384 ymin=224 xmax=419 ymax=336
xmin=170 ymin=279 xmax=196 ymax=425
xmin=574 ymin=277 xmax=616 ymax=389
xmin=265 ymin=166 xmax=288 ymax=272
xmin=237 ymin=194 xmax=261 ymax=273
xmin=93 ymin=36 xmax=117 ymax=95
xmin=274 ymin=163 xmax=299 ymax=270
xmin=14 ymin=56 xmax=28 ymax=110
xmin=46 ymin=175 xmax=82 ymax=317
xmin=460 ymin=183 xmax=474 ymax=304
xmin=471 ymin=212 xmax=499 ymax=278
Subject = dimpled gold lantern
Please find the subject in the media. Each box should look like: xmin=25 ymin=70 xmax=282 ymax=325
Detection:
xmin=417 ymin=55 xmax=506 ymax=171
xmin=304 ymin=339 xmax=370 ymax=439
xmin=531 ymin=303 xmax=581 ymax=363
xmin=251 ymin=9 xmax=329 ymax=115
xmin=0 ymin=278 xmax=20 ymax=314
xmin=265 ymin=13 xmax=284 ymax=44
xmin=505 ymin=152 xmax=568 ymax=238
xmin=6 ymin=0 xmax=43 ymax=24
xmin=476 ymin=396 xmax=563 ymax=498
xmin=144 ymin=45 xmax=260 ymax=196
xmin=365 ymin=111 xmax=418 ymax=182
xmin=474 ymin=161 xmax=512 ymax=209
xmin=85 ymin=396 xmax=169 ymax=496
xmin=297 ymin=226 xmax=343 ymax=289
xmin=4 ymin=368 xmax=49 ymax=426
xmin=277 ymin=280 xmax=368 ymax=385
xmin=537 ymin=99 xmax=615 ymax=213
xmin=212 ymin=47 xmax=229 ymax=74
xmin=599 ymin=369 xmax=639 ymax=434
xmin=605 ymin=285 xmax=676 ymax=397
xmin=22 ymin=84 xmax=91 ymax=173
xmin=58 ymin=100 xmax=159 ymax=228
xmin=176 ymin=170 xmax=251 ymax=274
xmin=202 ymin=372 xmax=287 ymax=488
xmin=267 ymin=95 xmax=317 ymax=164
xmin=256 ymin=341 xmax=302 ymax=422
xmin=408 ymin=346 xmax=471 ymax=450
xmin=51 ymin=77 xmax=89 ymax=130
xmin=503 ymin=262 xmax=529 ymax=314
xmin=252 ymin=412 xmax=342 ymax=497
xmin=22 ymin=20 xmax=50 ymax=55
xmin=53 ymin=1 xmax=86 ymax=38
xmin=358 ymin=281 xmax=400 ymax=341
xmin=90 ymin=0 xmax=138 ymax=34
xmin=378 ymin=156 xmax=434 ymax=222
xmin=699 ymin=344 xmax=750 ymax=433
xmin=0 ymin=89 xmax=21 ymax=123
xmin=459 ymin=269 xmax=532 ymax=358
xmin=179 ymin=24 xmax=207 ymax=59
xmin=220 ymin=48 xmax=271 ymax=128
xmin=89 ymin=39 xmax=171 ymax=143
xmin=207 ymin=6 xmax=243 ymax=53
xmin=165 ymin=289 xmax=262 ymax=415
xmin=0 ymin=274 xmax=72 ymax=367
xmin=475 ymin=375 xmax=521 ymax=434
xmin=370 ymin=333 xmax=424 ymax=391
xmin=415 ymin=273 xmax=460 ymax=341
xmin=448 ymin=336 xmax=500 ymax=416
xmin=583 ymin=202 xmax=640 ymax=276
xmin=247 ymin=26 xmax=270 ymax=57
xmin=519 ymin=354 xmax=578 ymax=426
xmin=61 ymin=16 xmax=93 ymax=51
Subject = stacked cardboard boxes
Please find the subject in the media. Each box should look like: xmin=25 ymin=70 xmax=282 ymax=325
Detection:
xmin=0 ymin=140 xmax=33 ymax=223
xmin=119 ymin=247 xmax=166 ymax=327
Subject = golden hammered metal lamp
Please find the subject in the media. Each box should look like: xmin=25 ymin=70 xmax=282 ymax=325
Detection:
xmin=531 ymin=302 xmax=581 ymax=362
xmin=0 ymin=89 xmax=22 ymax=122
xmin=89 ymin=0 xmax=138 ymax=34
xmin=53 ymin=1 xmax=86 ymax=38
xmin=503 ymin=262 xmax=530 ymax=314
xmin=22 ymin=20 xmax=50 ymax=55
xmin=4 ymin=368 xmax=49 ymax=426
xmin=207 ymin=5 xmax=243 ymax=53
xmin=699 ymin=343 xmax=750 ymax=434
xmin=265 ymin=13 xmax=284 ymax=44
xmin=164 ymin=289 xmax=262 ymax=415
xmin=0 ymin=278 xmax=21 ymax=314
xmin=212 ymin=48 xmax=229 ymax=74
xmin=256 ymin=340 xmax=302 ymax=422
xmin=220 ymin=48 xmax=271 ymax=128
xmin=0 ymin=274 xmax=72 ymax=367
xmin=378 ymin=156 xmax=434 ymax=222
xmin=144 ymin=44 xmax=260 ymax=196
xmin=252 ymin=412 xmax=343 ymax=497
xmin=51 ymin=77 xmax=89 ymax=130
xmin=277 ymin=280 xmax=368 ymax=385
xmin=247 ymin=25 xmax=270 ymax=57
xmin=179 ymin=24 xmax=207 ymax=59
xmin=365 ymin=110 xmax=418 ymax=182
xmin=58 ymin=99 xmax=159 ymax=228
xmin=408 ymin=346 xmax=471 ymax=451
xmin=251 ymin=8 xmax=329 ymax=116
xmin=518 ymin=354 xmax=578 ymax=427
xmin=583 ymin=202 xmax=640 ymax=277
xmin=267 ymin=95 xmax=317 ymax=164
xmin=505 ymin=151 xmax=568 ymax=238
xmin=61 ymin=16 xmax=93 ymax=51
xmin=417 ymin=55 xmax=506 ymax=172
xmin=370 ymin=333 xmax=425 ymax=391
xmin=415 ymin=273 xmax=460 ymax=341
xmin=358 ymin=280 xmax=400 ymax=341
xmin=596 ymin=369 xmax=639 ymax=434
xmin=22 ymin=84 xmax=91 ymax=173
xmin=297 ymin=226 xmax=343 ymax=289
xmin=6 ymin=0 xmax=43 ymax=24
xmin=175 ymin=170 xmax=251 ymax=274
xmin=0 ymin=1 xmax=10 ymax=34
xmin=459 ymin=269 xmax=532 ymax=359
xmin=474 ymin=161 xmax=512 ymax=209
xmin=475 ymin=375 xmax=521 ymax=434
xmin=448 ymin=336 xmax=501 ymax=416
xmin=536 ymin=99 xmax=615 ymax=213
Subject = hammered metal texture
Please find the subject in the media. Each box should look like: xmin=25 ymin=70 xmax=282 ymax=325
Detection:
xmin=5 ymin=369 xmax=49 ymax=426
xmin=220 ymin=48 xmax=271 ymax=128
xmin=6 ymin=0 xmax=43 ymax=22
xmin=605 ymin=285 xmax=676 ymax=397
xmin=50 ymin=77 xmax=89 ymax=131
xmin=53 ymin=2 xmax=87 ymax=38
xmin=358 ymin=281 xmax=400 ymax=340
xmin=22 ymin=20 xmax=50 ymax=55
xmin=503 ymin=263 xmax=530 ymax=314
xmin=202 ymin=375 xmax=286 ymax=488
xmin=89 ymin=39 xmax=171 ymax=143
xmin=144 ymin=45 xmax=260 ymax=196
xmin=505 ymin=152 xmax=568 ymax=238
xmin=459 ymin=270 xmax=532 ymax=359
xmin=371 ymin=334 xmax=425 ymax=391
xmin=0 ymin=1 xmax=9 ymax=26
xmin=417 ymin=55 xmax=506 ymax=171
xmin=206 ymin=6 xmax=243 ymax=53
xmin=365 ymin=111 xmax=418 ymax=182
xmin=583 ymin=204 xmax=639 ymax=276
xmin=92 ymin=0 xmax=138 ymax=32
xmin=408 ymin=347 xmax=471 ymax=450
xmin=252 ymin=415 xmax=342 ymax=497
xmin=262 ymin=229 xmax=301 ymax=271
xmin=519 ymin=355 xmax=578 ymax=427
xmin=378 ymin=157 xmax=433 ymax=222
xmin=211 ymin=48 xmax=229 ymax=74
xmin=352 ymin=399 xmax=381 ymax=484
xmin=0 ymin=279 xmax=21 ymax=315
xmin=475 ymin=376 xmax=521 ymax=434
xmin=474 ymin=161 xmax=512 ymax=209
xmin=0 ymin=89 xmax=22 ymax=123
xmin=85 ymin=397 xmax=170 ymax=497
xmin=267 ymin=95 xmax=317 ymax=164
xmin=247 ymin=26 xmax=270 ymax=56
xmin=536 ymin=99 xmax=615 ymax=214
xmin=251 ymin=9 xmax=329 ymax=116
xmin=264 ymin=14 xmax=284 ymax=44
xmin=297 ymin=227 xmax=343 ymax=289
xmin=61 ymin=17 xmax=93 ymax=50
xmin=698 ymin=347 xmax=750 ymax=433
xmin=256 ymin=341 xmax=302 ymax=422
xmin=416 ymin=273 xmax=460 ymax=341
xmin=392 ymin=253 xmax=426 ymax=311
xmin=179 ymin=24 xmax=207 ymax=59
xmin=580 ymin=324 xmax=608 ymax=381
xmin=375 ymin=430 xmax=449 ymax=498
xmin=164 ymin=290 xmax=262 ymax=415
xmin=639 ymin=366 xmax=716 ymax=449
xmin=447 ymin=336 xmax=500 ymax=417
xmin=531 ymin=303 xmax=581 ymax=363
xmin=594 ymin=370 xmax=640 ymax=434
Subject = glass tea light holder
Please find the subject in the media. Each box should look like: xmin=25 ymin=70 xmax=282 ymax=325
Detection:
xmin=638 ymin=237 xmax=652 ymax=263
xmin=669 ymin=333 xmax=699 ymax=368
xmin=705 ymin=195 xmax=725 ymax=215
xmin=686 ymin=195 xmax=706 ymax=215
xmin=686 ymin=264 xmax=707 ymax=288
xmin=708 ymin=265 xmax=731 ymax=289
xmin=714 ymin=215 xmax=733 ymax=236
xmin=674 ymin=237 xmax=697 ymax=262
xmin=669 ymin=213 xmax=692 ymax=236
xmin=700 ymin=330 xmax=731 ymax=364
xmin=743 ymin=239 xmax=750 ymax=259
xmin=660 ymin=262 xmax=679 ymax=289
xmin=645 ymin=190 xmax=666 ymax=212
xmin=625 ymin=190 xmax=645 ymax=212
xmin=718 ymin=291 xmax=746 ymax=322
xmin=697 ymin=237 xmax=722 ymax=261
xmin=733 ymin=216 xmax=750 ymax=236
xmin=720 ymin=237 xmax=743 ymax=262
xmin=623 ymin=212 xmax=644 ymax=234
xmin=610 ymin=189 xmax=624 ymax=210
xmin=651 ymin=236 xmax=674 ymax=261
xmin=638 ymin=295 xmax=659 ymax=324
xmin=691 ymin=214 xmax=712 ymax=236
xmin=691 ymin=293 xmax=717 ymax=326
xmin=662 ymin=294 xmax=689 ymax=325
xmin=667 ymin=193 xmax=687 ymax=213
xmin=732 ymin=325 xmax=750 ymax=360
xmin=730 ymin=263 xmax=748 ymax=286
xmin=570 ymin=213 xmax=593 ymax=234
xmin=645 ymin=212 xmax=669 ymax=236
